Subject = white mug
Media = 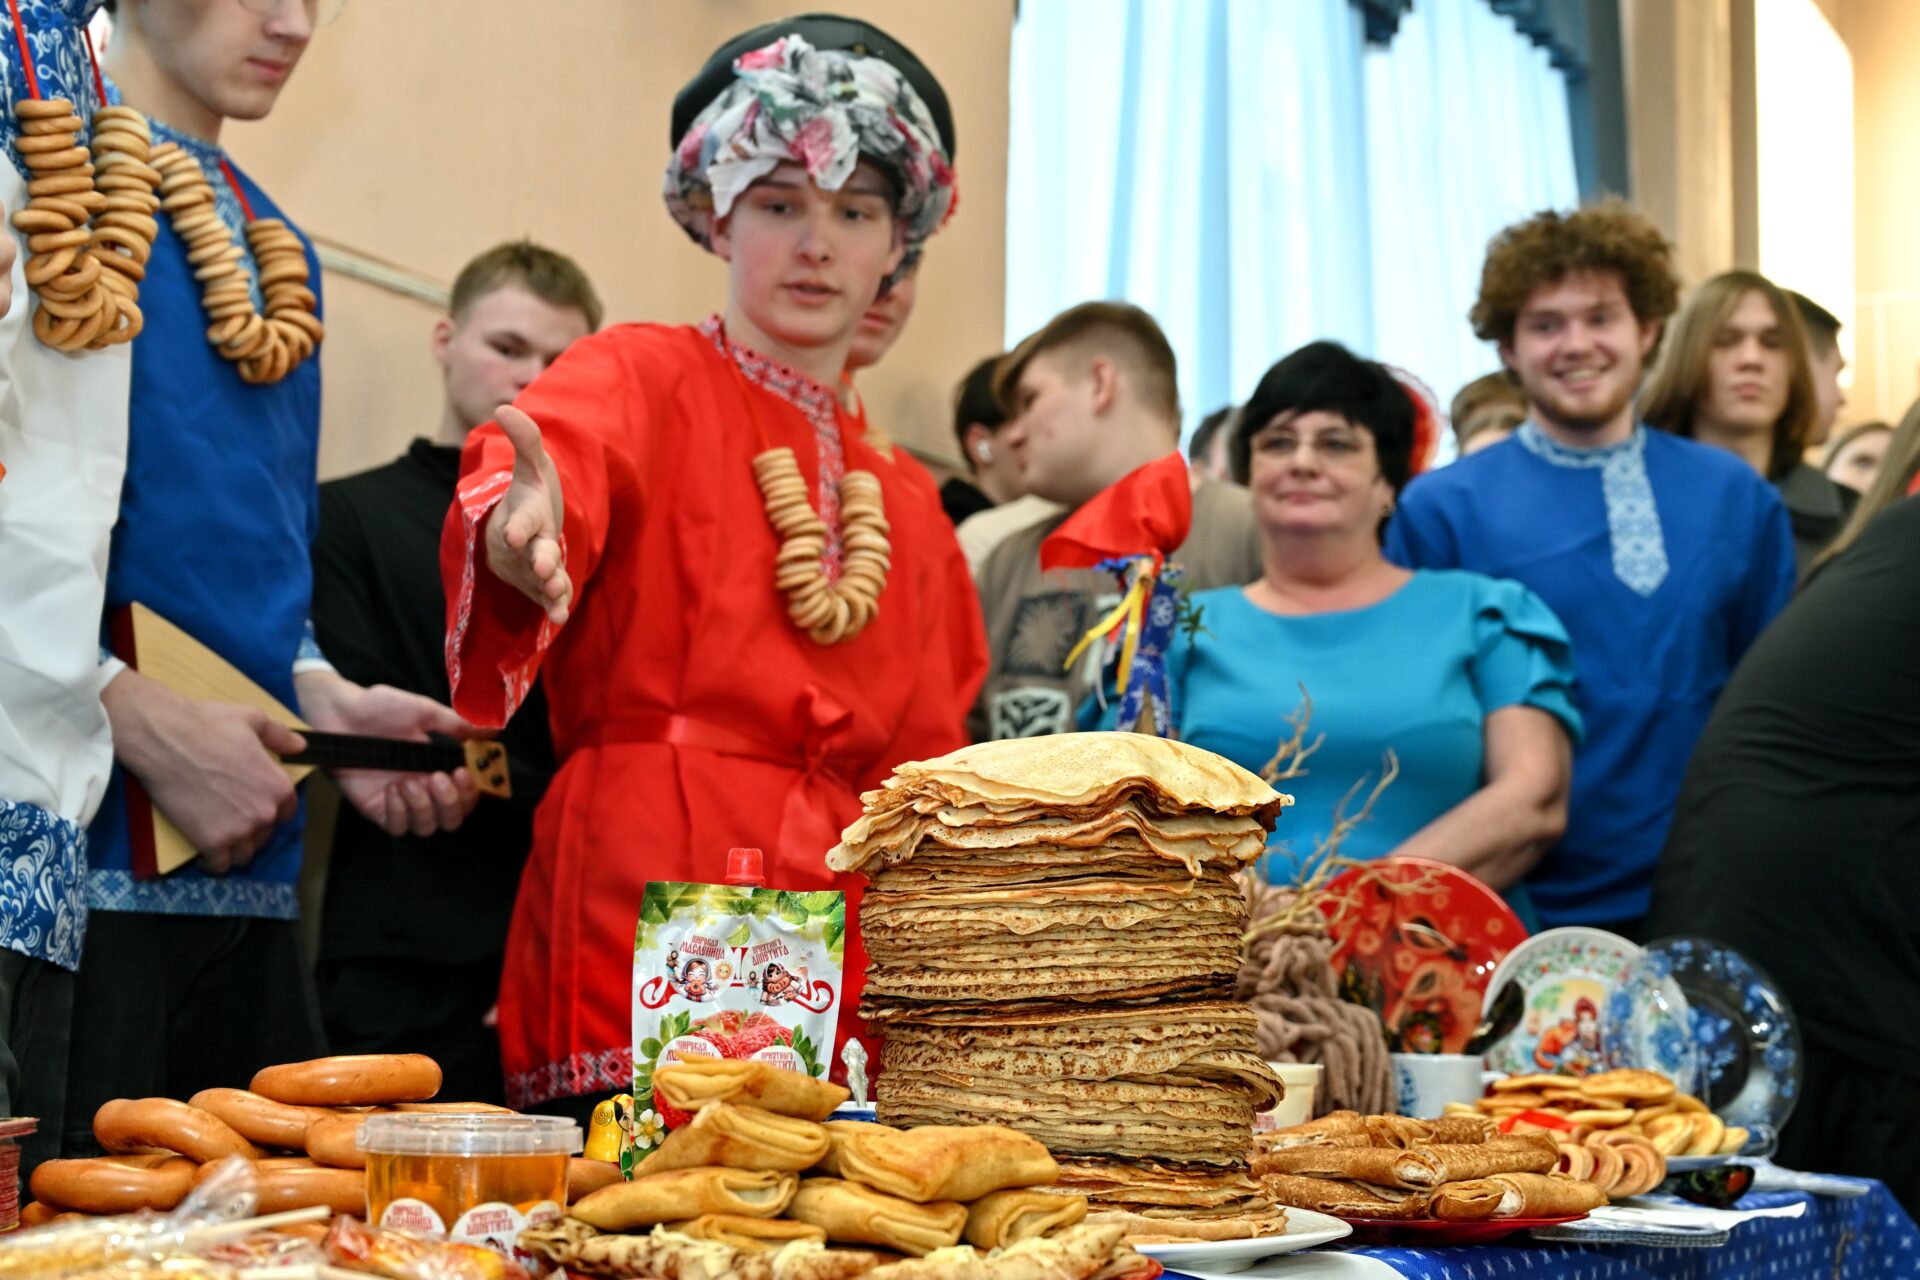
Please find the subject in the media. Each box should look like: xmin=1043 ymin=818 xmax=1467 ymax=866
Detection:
xmin=1392 ymin=1053 xmax=1486 ymax=1118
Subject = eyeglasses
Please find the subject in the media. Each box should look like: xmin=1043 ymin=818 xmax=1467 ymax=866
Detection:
xmin=1673 ymin=1164 xmax=1753 ymax=1209
xmin=238 ymin=0 xmax=348 ymax=28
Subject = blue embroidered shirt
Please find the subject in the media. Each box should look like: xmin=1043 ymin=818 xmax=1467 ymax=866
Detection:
xmin=85 ymin=109 xmax=324 ymax=920
xmin=1385 ymin=424 xmax=1795 ymax=927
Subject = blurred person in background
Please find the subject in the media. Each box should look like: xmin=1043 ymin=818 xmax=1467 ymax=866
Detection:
xmin=1187 ymin=404 xmax=1237 ymax=481
xmin=1824 ymin=420 xmax=1893 ymax=495
xmin=947 ymin=354 xmax=1059 ymax=573
xmin=1641 ymin=270 xmax=1854 ymax=576
xmin=1091 ymin=342 xmax=1579 ymax=913
xmin=1789 ymin=290 xmax=1846 ymax=450
xmin=1647 ymin=491 xmax=1920 ymax=1210
xmin=310 ymin=240 xmax=600 ymax=1102
xmin=1449 ymin=371 xmax=1528 ymax=456
xmin=1808 ymin=400 xmax=1920 ymax=579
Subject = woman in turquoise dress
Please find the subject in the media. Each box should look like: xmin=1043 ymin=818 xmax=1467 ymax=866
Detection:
xmin=1091 ymin=342 xmax=1581 ymax=903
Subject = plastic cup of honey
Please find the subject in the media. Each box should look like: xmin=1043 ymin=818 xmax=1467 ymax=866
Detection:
xmin=359 ymin=1114 xmax=582 ymax=1264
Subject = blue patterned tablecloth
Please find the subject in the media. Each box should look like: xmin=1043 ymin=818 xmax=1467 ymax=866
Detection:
xmin=1343 ymin=1185 xmax=1915 ymax=1279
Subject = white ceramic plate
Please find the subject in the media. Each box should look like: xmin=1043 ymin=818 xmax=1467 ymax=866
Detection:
xmin=1480 ymin=927 xmax=1695 ymax=1085
xmin=1134 ymin=1209 xmax=1353 ymax=1275
xmin=1665 ymin=1128 xmax=1776 ymax=1173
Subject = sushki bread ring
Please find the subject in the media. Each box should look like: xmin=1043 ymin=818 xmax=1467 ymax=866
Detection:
xmin=303 ymin=1114 xmax=368 ymax=1169
xmin=28 ymin=173 xmax=94 ymax=197
xmin=30 ymin=1155 xmax=197 ymax=1214
xmin=24 ymin=247 xmax=78 ymax=286
xmin=94 ymin=1096 xmax=263 ymax=1162
xmin=22 ymin=112 xmax=86 ymax=133
xmin=17 ymin=133 xmax=83 ymax=155
xmin=22 ymin=145 xmax=90 ymax=171
xmin=251 ymin=1053 xmax=443 ymax=1106
xmin=188 ymin=1087 xmax=339 ymax=1151
xmin=27 ymin=226 xmax=92 ymax=253
xmin=192 ymin=1156 xmax=369 ymax=1214
xmin=34 ymin=305 xmax=86 ymax=348
xmin=90 ymin=226 xmax=155 ymax=265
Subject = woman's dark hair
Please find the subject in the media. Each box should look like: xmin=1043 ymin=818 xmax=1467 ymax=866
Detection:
xmin=1230 ymin=341 xmax=1416 ymax=491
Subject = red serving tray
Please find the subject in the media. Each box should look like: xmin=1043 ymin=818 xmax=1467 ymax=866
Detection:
xmin=1340 ymin=1214 xmax=1589 ymax=1245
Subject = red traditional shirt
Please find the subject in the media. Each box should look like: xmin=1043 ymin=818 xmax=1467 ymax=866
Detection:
xmin=441 ymin=320 xmax=986 ymax=1107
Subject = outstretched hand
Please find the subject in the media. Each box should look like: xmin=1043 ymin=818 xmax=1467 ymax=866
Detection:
xmin=484 ymin=404 xmax=572 ymax=625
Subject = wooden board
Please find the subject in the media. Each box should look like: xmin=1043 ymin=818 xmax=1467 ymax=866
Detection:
xmin=112 ymin=603 xmax=315 ymax=877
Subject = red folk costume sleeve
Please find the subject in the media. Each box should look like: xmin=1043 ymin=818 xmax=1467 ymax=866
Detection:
xmin=440 ymin=332 xmax=644 ymax=729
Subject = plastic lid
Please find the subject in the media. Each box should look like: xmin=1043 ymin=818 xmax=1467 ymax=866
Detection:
xmin=723 ymin=847 xmax=766 ymax=886
xmin=356 ymin=1113 xmax=582 ymax=1157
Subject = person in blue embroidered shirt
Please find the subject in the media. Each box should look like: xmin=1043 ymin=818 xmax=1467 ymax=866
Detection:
xmin=65 ymin=0 xmax=477 ymax=1154
xmin=1086 ymin=342 xmax=1581 ymax=917
xmin=1385 ymin=200 xmax=1796 ymax=940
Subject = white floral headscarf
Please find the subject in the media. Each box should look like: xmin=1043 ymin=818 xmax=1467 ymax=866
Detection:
xmin=663 ymin=34 xmax=958 ymax=265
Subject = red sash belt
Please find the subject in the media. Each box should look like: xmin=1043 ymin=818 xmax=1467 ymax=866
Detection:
xmin=572 ymin=687 xmax=861 ymax=862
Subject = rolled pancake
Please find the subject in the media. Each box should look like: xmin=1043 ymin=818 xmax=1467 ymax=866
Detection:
xmin=964 ymin=1189 xmax=1089 ymax=1248
xmin=1361 ymin=1116 xmax=1434 ymax=1148
xmin=653 ymin=1060 xmax=849 ymax=1122
xmin=571 ymin=1167 xmax=798 ymax=1231
xmin=1428 ymin=1180 xmax=1506 ymax=1221
xmin=786 ymin=1178 xmax=968 ymax=1257
xmin=520 ymin=1220 xmax=887 ymax=1280
xmin=1420 ymin=1115 xmax=1498 ymax=1145
xmin=635 ymin=1103 xmax=830 ymax=1175
xmin=1451 ymin=1172 xmax=1607 ymax=1219
xmin=1390 ymin=1143 xmax=1557 ymax=1188
xmin=664 ymin=1215 xmax=827 ymax=1251
xmin=1252 ymin=1146 xmax=1409 ymax=1186
xmin=1258 ymin=1174 xmax=1430 ymax=1219
xmin=815 ymin=1120 xmax=898 ymax=1176
xmin=836 ymin=1125 xmax=1058 ymax=1203
xmin=861 ymin=1222 xmax=1126 ymax=1280
xmin=1259 ymin=1111 xmax=1368 ymax=1150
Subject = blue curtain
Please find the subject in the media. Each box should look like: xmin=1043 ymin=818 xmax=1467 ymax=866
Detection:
xmin=1004 ymin=0 xmax=1579 ymax=454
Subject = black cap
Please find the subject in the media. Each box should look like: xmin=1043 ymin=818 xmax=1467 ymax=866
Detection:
xmin=670 ymin=13 xmax=955 ymax=161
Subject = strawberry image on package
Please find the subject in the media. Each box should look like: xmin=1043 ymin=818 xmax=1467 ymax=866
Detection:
xmin=631 ymin=879 xmax=845 ymax=1159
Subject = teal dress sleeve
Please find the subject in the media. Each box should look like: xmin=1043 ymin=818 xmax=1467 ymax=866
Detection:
xmin=1467 ymin=575 xmax=1584 ymax=744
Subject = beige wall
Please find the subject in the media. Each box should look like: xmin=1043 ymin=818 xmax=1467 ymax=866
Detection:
xmin=1625 ymin=0 xmax=1920 ymax=428
xmin=1830 ymin=0 xmax=1920 ymax=426
xmin=1623 ymin=0 xmax=1739 ymax=286
xmin=221 ymin=2 xmax=1011 ymax=481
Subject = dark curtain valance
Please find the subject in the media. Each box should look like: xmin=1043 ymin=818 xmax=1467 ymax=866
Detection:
xmin=1352 ymin=0 xmax=1627 ymax=200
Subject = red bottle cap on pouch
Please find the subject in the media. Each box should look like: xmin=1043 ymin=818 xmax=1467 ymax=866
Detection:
xmin=723 ymin=847 xmax=766 ymax=886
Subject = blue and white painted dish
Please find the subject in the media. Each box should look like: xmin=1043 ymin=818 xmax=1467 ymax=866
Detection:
xmin=1481 ymin=927 xmax=1695 ymax=1085
xmin=1604 ymin=951 xmax=1701 ymax=1092
xmin=1644 ymin=936 xmax=1802 ymax=1131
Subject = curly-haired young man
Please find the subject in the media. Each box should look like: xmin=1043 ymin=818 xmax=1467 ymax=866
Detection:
xmin=1386 ymin=200 xmax=1795 ymax=938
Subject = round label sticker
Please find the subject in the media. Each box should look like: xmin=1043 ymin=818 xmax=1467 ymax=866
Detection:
xmin=450 ymin=1200 xmax=562 ymax=1266
xmin=749 ymin=1044 xmax=803 ymax=1073
xmin=380 ymin=1198 xmax=447 ymax=1236
xmin=663 ymin=1034 xmax=723 ymax=1061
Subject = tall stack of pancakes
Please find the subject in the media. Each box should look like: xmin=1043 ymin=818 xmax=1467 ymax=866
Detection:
xmin=828 ymin=733 xmax=1294 ymax=1241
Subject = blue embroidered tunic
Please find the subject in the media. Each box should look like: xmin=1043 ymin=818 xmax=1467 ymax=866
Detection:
xmin=1385 ymin=424 xmax=1795 ymax=927
xmin=85 ymin=108 xmax=324 ymax=920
